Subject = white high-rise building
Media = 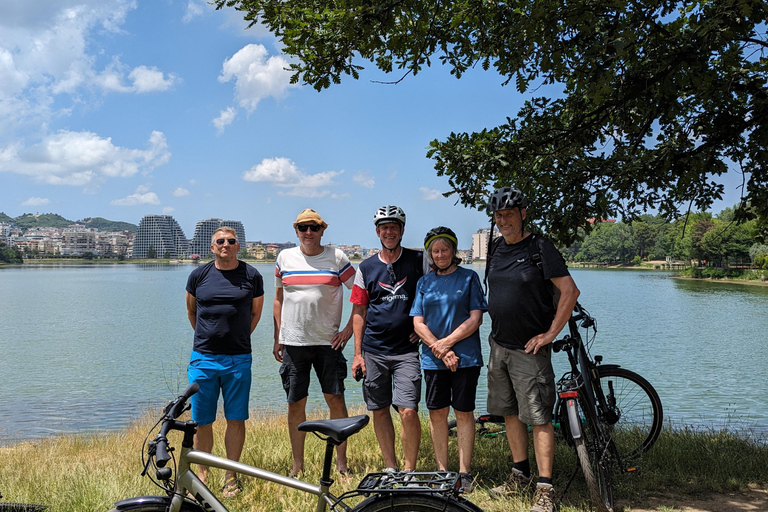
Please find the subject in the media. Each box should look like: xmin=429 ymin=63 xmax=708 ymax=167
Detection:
xmin=133 ymin=215 xmax=188 ymax=259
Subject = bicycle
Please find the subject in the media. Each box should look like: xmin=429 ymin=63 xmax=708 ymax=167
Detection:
xmin=551 ymin=302 xmax=663 ymax=512
xmin=109 ymin=382 xmax=483 ymax=512
xmin=447 ymin=303 xmax=662 ymax=512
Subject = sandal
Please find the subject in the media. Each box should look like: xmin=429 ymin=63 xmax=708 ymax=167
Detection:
xmin=222 ymin=478 xmax=242 ymax=498
xmin=338 ymin=468 xmax=355 ymax=479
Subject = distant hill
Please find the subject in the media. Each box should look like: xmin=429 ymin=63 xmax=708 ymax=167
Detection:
xmin=78 ymin=217 xmax=138 ymax=233
xmin=11 ymin=213 xmax=74 ymax=229
xmin=0 ymin=213 xmax=137 ymax=232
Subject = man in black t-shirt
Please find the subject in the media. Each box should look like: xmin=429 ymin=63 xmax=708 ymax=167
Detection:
xmin=485 ymin=188 xmax=580 ymax=512
xmin=186 ymin=227 xmax=264 ymax=496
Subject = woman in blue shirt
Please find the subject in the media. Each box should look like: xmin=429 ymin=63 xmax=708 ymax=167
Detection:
xmin=411 ymin=227 xmax=487 ymax=493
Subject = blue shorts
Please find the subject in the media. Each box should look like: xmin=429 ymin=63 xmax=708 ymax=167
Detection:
xmin=188 ymin=350 xmax=252 ymax=426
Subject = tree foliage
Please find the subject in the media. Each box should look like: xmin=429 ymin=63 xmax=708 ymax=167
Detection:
xmin=560 ymin=209 xmax=758 ymax=265
xmin=216 ymin=0 xmax=768 ymax=245
xmin=0 ymin=242 xmax=23 ymax=264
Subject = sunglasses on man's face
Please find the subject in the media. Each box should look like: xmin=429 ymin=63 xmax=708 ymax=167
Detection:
xmin=297 ymin=224 xmax=322 ymax=232
xmin=215 ymin=238 xmax=238 ymax=246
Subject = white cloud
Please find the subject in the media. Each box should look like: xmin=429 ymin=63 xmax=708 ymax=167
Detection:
xmin=182 ymin=0 xmax=207 ymax=23
xmin=0 ymin=2 xmax=177 ymax=129
xmin=219 ymin=44 xmax=297 ymax=112
xmin=0 ymin=48 xmax=30 ymax=97
xmin=420 ymin=187 xmax=442 ymax=200
xmin=243 ymin=157 xmax=343 ymax=197
xmin=213 ymin=107 xmax=236 ymax=134
xmin=21 ymin=196 xmax=50 ymax=206
xmin=0 ymin=130 xmax=171 ymax=186
xmin=162 ymin=206 xmax=175 ymax=214
xmin=352 ymin=171 xmax=375 ymax=189
xmin=111 ymin=187 xmax=161 ymax=206
xmin=173 ymin=186 xmax=190 ymax=197
xmin=128 ymin=66 xmax=177 ymax=93
xmin=94 ymin=61 xmax=178 ymax=94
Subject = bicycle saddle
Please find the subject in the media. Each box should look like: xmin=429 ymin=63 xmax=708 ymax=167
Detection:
xmin=298 ymin=414 xmax=370 ymax=445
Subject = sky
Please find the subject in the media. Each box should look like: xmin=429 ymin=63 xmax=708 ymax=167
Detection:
xmin=0 ymin=1 xmax=745 ymax=249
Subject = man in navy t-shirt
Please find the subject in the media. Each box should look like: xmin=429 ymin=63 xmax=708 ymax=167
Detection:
xmin=351 ymin=205 xmax=428 ymax=472
xmin=186 ymin=226 xmax=264 ymax=496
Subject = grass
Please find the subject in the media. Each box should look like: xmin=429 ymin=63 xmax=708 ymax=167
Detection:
xmin=1 ymin=408 xmax=767 ymax=512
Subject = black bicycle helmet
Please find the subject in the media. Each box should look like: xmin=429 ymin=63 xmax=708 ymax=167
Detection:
xmin=423 ymin=226 xmax=458 ymax=249
xmin=374 ymin=205 xmax=406 ymax=226
xmin=487 ymin=186 xmax=527 ymax=214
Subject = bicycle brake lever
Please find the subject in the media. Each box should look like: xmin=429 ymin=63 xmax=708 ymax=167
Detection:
xmin=141 ymin=442 xmax=157 ymax=476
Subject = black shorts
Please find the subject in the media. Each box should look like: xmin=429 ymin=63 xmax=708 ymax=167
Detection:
xmin=279 ymin=345 xmax=347 ymax=404
xmin=424 ymin=366 xmax=481 ymax=412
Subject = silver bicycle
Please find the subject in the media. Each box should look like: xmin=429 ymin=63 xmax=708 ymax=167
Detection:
xmin=109 ymin=383 xmax=482 ymax=512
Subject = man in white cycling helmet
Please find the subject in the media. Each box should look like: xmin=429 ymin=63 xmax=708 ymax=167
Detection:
xmin=350 ymin=205 xmax=430 ymax=472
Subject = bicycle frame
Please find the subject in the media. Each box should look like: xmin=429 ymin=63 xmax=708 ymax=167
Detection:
xmin=163 ymin=446 xmax=343 ymax=512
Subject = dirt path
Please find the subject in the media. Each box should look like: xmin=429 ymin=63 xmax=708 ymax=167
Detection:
xmin=619 ymin=485 xmax=768 ymax=511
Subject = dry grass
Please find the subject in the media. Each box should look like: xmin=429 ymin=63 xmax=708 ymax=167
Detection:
xmin=2 ymin=407 xmax=768 ymax=512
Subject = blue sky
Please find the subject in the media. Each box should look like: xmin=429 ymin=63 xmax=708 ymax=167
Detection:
xmin=0 ymin=1 xmax=744 ymax=249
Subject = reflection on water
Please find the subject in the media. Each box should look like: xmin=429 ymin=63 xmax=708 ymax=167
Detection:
xmin=1 ymin=264 xmax=766 ymax=445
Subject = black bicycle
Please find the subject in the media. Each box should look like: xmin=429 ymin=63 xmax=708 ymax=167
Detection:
xmin=552 ymin=303 xmax=663 ymax=512
xmin=448 ymin=303 xmax=663 ymax=512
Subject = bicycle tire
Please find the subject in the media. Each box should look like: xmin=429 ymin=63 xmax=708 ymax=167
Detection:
xmin=447 ymin=419 xmax=457 ymax=437
xmin=596 ymin=366 xmax=663 ymax=459
xmin=107 ymin=495 xmax=206 ymax=512
xmin=0 ymin=504 xmax=48 ymax=512
xmin=352 ymin=493 xmax=482 ymax=512
xmin=574 ymin=433 xmax=613 ymax=512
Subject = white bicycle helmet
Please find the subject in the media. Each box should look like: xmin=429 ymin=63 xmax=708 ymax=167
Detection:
xmin=373 ymin=205 xmax=406 ymax=226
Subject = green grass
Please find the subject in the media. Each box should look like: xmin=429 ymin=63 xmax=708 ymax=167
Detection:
xmin=1 ymin=409 xmax=767 ymax=512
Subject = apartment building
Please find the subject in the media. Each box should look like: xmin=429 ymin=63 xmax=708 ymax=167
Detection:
xmin=133 ymin=215 xmax=188 ymax=259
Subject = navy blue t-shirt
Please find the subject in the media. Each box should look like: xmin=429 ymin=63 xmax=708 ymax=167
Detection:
xmin=186 ymin=260 xmax=264 ymax=355
xmin=351 ymin=248 xmax=426 ymax=355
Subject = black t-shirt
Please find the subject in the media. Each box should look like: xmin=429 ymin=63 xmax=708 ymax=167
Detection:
xmin=487 ymin=234 xmax=570 ymax=350
xmin=186 ymin=260 xmax=264 ymax=355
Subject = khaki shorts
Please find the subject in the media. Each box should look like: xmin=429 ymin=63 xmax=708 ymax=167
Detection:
xmin=486 ymin=337 xmax=555 ymax=425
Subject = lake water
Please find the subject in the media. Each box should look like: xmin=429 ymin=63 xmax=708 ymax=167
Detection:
xmin=1 ymin=263 xmax=767 ymax=445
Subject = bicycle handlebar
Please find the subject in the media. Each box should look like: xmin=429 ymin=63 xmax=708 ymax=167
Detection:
xmin=154 ymin=382 xmax=199 ymax=468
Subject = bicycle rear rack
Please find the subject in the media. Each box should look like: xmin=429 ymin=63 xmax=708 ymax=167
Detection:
xmin=356 ymin=471 xmax=459 ymax=494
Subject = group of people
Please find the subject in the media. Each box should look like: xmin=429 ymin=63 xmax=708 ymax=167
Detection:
xmin=183 ymin=187 xmax=580 ymax=512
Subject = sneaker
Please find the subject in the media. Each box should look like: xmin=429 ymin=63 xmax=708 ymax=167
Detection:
xmin=458 ymin=472 xmax=475 ymax=494
xmin=488 ymin=468 xmax=532 ymax=499
xmin=530 ymin=483 xmax=555 ymax=512
xmin=382 ymin=467 xmax=399 ymax=475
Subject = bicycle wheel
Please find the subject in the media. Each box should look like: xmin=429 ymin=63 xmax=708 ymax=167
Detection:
xmin=574 ymin=433 xmax=613 ymax=512
xmin=353 ymin=493 xmax=482 ymax=512
xmin=107 ymin=495 xmax=206 ymax=512
xmin=0 ymin=503 xmax=47 ymax=512
xmin=597 ymin=366 xmax=663 ymax=459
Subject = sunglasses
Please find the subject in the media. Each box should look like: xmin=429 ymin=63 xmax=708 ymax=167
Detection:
xmin=297 ymin=224 xmax=322 ymax=232
xmin=215 ymin=238 xmax=238 ymax=246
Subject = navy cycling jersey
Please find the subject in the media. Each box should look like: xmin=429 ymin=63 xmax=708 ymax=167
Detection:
xmin=350 ymin=248 xmax=426 ymax=355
